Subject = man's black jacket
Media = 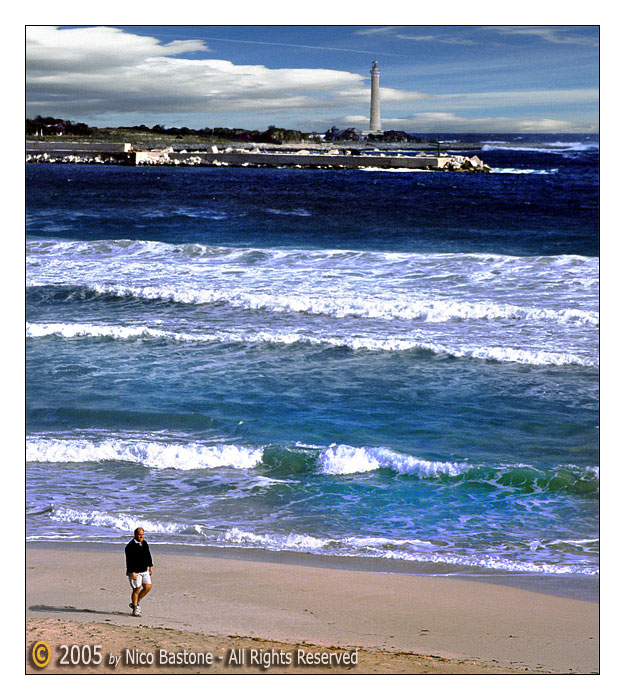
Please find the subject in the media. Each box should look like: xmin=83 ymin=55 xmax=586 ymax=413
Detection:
xmin=125 ymin=539 xmax=153 ymax=575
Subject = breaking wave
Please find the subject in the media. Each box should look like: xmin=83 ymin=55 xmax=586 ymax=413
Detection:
xmin=491 ymin=168 xmax=559 ymax=175
xmin=26 ymin=435 xmax=598 ymax=494
xmin=482 ymin=142 xmax=598 ymax=154
xmin=32 ymin=507 xmax=598 ymax=576
xmin=45 ymin=506 xmax=199 ymax=535
xmin=26 ymin=435 xmax=263 ymax=471
xmin=28 ymin=282 xmax=598 ymax=327
xmin=25 ymin=322 xmax=596 ymax=366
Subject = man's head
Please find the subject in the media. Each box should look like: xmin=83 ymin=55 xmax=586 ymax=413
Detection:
xmin=134 ymin=527 xmax=145 ymax=542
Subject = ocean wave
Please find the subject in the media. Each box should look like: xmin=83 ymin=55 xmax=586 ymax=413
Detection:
xmin=25 ymin=240 xmax=599 ymax=315
xmin=317 ymin=445 xmax=598 ymax=493
xmin=27 ymin=322 xmax=179 ymax=341
xmin=491 ymin=168 xmax=559 ymax=175
xmin=34 ymin=282 xmax=597 ymax=327
xmin=26 ymin=238 xmax=599 ymax=270
xmin=34 ymin=511 xmax=598 ymax=575
xmin=25 ymin=322 xmax=596 ymax=366
xmin=26 ymin=238 xmax=168 ymax=258
xmin=263 ymin=208 xmax=312 ymax=217
xmin=47 ymin=506 xmax=201 ymax=535
xmin=482 ymin=142 xmax=598 ymax=154
xmin=26 ymin=436 xmax=263 ymax=470
xmin=26 ymin=435 xmax=599 ymax=494
xmin=546 ymin=141 xmax=599 ymax=151
xmin=357 ymin=167 xmax=424 ymax=172
xmin=319 ymin=444 xmax=468 ymax=476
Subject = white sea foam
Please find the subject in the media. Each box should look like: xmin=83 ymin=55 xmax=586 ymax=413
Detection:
xmin=25 ymin=240 xmax=598 ymax=346
xmin=370 ymin=548 xmax=599 ymax=575
xmin=357 ymin=167 xmax=425 ymax=172
xmin=26 ymin=238 xmax=598 ymax=281
xmin=222 ymin=527 xmax=329 ymax=550
xmin=26 ymin=436 xmax=263 ymax=470
xmin=153 ymin=525 xmax=600 ymax=575
xmin=264 ymin=208 xmax=312 ymax=217
xmin=546 ymin=538 xmax=599 ymax=548
xmin=68 ymin=283 xmax=598 ymax=327
xmin=27 ymin=322 xmax=176 ymax=340
xmin=26 ymin=322 xmax=596 ymax=366
xmin=319 ymin=444 xmax=469 ymax=476
xmin=546 ymin=141 xmax=599 ymax=151
xmin=25 ymin=322 xmax=326 ymax=348
xmin=34 ymin=508 xmax=598 ymax=575
xmin=26 ymin=434 xmax=598 ymax=494
xmin=482 ymin=142 xmax=597 ymax=154
xmin=491 ymin=168 xmax=559 ymax=175
xmin=341 ymin=337 xmax=595 ymax=366
xmin=48 ymin=506 xmax=195 ymax=534
xmin=25 ymin=237 xmax=598 ymax=277
xmin=435 ymin=344 xmax=595 ymax=367
xmin=219 ymin=528 xmax=598 ymax=574
xmin=343 ymin=535 xmax=436 ymax=549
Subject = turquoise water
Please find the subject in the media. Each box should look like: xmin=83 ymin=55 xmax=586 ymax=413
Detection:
xmin=26 ymin=135 xmax=599 ymax=581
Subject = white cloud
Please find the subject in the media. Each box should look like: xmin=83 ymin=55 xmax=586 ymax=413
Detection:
xmin=27 ymin=26 xmax=422 ymax=122
xmin=354 ymin=26 xmax=477 ymax=45
xmin=424 ymin=88 xmax=598 ymax=110
xmin=27 ymin=26 xmax=209 ymax=73
xmin=357 ymin=25 xmax=598 ymax=48
xmin=491 ymin=26 xmax=599 ymax=47
xmin=340 ymin=111 xmax=587 ymax=133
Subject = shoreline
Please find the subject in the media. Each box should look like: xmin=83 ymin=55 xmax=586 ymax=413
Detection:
xmin=26 ymin=543 xmax=598 ymax=673
xmin=26 ymin=540 xmax=598 ymax=603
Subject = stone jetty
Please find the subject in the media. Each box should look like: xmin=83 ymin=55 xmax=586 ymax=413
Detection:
xmin=26 ymin=141 xmax=492 ymax=172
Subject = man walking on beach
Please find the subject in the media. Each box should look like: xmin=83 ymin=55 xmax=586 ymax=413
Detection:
xmin=125 ymin=527 xmax=153 ymax=617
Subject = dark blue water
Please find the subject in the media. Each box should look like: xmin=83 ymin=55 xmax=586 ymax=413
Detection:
xmin=26 ymin=134 xmax=599 ymax=581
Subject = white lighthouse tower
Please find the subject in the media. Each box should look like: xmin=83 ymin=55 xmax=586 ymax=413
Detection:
xmin=364 ymin=60 xmax=383 ymax=136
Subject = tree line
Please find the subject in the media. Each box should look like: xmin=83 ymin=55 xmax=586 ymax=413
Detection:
xmin=26 ymin=118 xmax=308 ymax=144
xmin=26 ymin=116 xmax=92 ymax=136
xmin=27 ymin=116 xmax=416 ymax=144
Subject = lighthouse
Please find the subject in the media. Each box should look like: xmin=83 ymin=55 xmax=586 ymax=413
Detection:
xmin=363 ymin=60 xmax=383 ymax=136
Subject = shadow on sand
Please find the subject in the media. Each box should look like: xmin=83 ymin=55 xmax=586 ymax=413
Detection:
xmin=29 ymin=604 xmax=129 ymax=617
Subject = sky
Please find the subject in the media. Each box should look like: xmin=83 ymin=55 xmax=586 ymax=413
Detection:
xmin=25 ymin=24 xmax=599 ymax=133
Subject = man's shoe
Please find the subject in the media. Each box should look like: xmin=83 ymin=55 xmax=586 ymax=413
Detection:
xmin=132 ymin=606 xmax=141 ymax=617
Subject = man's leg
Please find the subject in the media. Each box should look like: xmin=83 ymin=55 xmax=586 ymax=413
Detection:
xmin=129 ymin=574 xmax=142 ymax=610
xmin=137 ymin=583 xmax=152 ymax=602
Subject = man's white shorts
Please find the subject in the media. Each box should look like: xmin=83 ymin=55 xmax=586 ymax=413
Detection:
xmin=128 ymin=570 xmax=151 ymax=588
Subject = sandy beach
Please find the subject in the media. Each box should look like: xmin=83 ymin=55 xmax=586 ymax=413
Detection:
xmin=25 ymin=543 xmax=598 ymax=674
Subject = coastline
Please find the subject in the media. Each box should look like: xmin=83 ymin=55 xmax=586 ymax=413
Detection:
xmin=26 ymin=543 xmax=598 ymax=674
xmin=26 ymin=540 xmax=598 ymax=602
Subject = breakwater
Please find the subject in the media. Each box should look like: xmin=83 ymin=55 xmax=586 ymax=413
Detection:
xmin=26 ymin=141 xmax=492 ymax=172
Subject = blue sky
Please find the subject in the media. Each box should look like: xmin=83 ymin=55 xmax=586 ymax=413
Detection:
xmin=26 ymin=25 xmax=599 ymax=133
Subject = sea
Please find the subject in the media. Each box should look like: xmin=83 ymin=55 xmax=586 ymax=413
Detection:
xmin=26 ymin=133 xmax=599 ymax=598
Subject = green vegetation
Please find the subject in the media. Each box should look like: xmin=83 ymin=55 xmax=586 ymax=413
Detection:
xmin=26 ymin=116 xmax=91 ymax=137
xmin=27 ymin=117 xmax=420 ymax=147
xmin=26 ymin=117 xmax=312 ymax=146
xmin=26 ymin=117 xmax=448 ymax=153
